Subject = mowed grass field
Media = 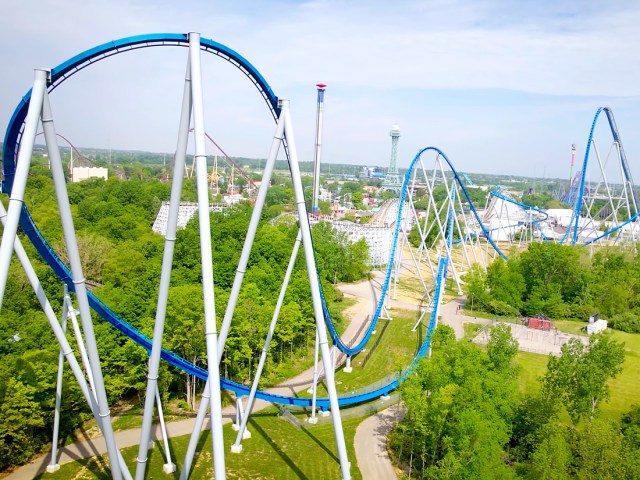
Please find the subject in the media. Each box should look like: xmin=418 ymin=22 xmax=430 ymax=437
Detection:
xmin=303 ymin=307 xmax=422 ymax=397
xmin=36 ymin=410 xmax=364 ymax=480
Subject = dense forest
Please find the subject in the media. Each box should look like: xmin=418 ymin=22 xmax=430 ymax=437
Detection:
xmin=466 ymin=242 xmax=640 ymax=333
xmin=0 ymin=166 xmax=370 ymax=470
xmin=390 ymin=324 xmax=639 ymax=479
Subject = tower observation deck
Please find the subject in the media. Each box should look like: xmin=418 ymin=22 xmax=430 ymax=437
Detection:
xmin=381 ymin=124 xmax=403 ymax=194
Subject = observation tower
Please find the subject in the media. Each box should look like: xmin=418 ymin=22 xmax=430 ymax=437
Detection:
xmin=382 ymin=124 xmax=403 ymax=193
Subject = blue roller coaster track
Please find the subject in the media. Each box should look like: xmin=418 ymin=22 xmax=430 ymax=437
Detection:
xmin=561 ymin=107 xmax=639 ymax=246
xmin=3 ymin=34 xmax=502 ymax=408
xmin=488 ymin=189 xmax=550 ymax=242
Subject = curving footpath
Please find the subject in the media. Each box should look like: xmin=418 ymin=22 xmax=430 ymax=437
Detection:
xmin=354 ymin=404 xmax=405 ymax=480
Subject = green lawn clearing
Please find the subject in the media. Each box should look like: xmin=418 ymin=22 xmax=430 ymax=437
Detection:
xmin=37 ymin=408 xmax=364 ymax=480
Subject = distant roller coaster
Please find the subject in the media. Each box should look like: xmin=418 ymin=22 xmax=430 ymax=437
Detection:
xmin=482 ymin=107 xmax=640 ymax=248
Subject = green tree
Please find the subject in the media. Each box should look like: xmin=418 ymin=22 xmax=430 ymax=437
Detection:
xmin=517 ymin=242 xmax=585 ymax=309
xmin=526 ymin=423 xmax=572 ymax=480
xmin=351 ymin=191 xmax=363 ymax=209
xmin=165 ymin=285 xmax=206 ymax=409
xmin=463 ymin=263 xmax=489 ymax=310
xmin=510 ymin=393 xmax=559 ymax=461
xmin=574 ymin=419 xmax=627 ymax=480
xmin=542 ymin=335 xmax=625 ymax=424
xmin=0 ymin=378 xmax=45 ymax=469
xmin=487 ymin=258 xmax=525 ymax=311
xmin=390 ymin=326 xmax=518 ymax=479
xmin=486 ymin=323 xmax=519 ymax=374
xmin=318 ymin=200 xmax=331 ymax=215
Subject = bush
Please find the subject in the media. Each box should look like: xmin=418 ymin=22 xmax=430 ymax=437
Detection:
xmin=569 ymin=303 xmax=599 ymax=321
xmin=544 ymin=295 xmax=571 ymax=319
xmin=609 ymin=312 xmax=640 ymax=333
xmin=487 ymin=299 xmax=520 ymax=317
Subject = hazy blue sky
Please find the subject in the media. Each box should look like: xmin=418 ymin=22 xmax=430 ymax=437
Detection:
xmin=1 ymin=0 xmax=640 ymax=178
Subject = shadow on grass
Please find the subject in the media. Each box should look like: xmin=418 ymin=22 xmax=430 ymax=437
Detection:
xmin=300 ymin=423 xmax=340 ymax=464
xmin=33 ymin=457 xmax=112 ymax=480
xmin=249 ymin=418 xmax=310 ymax=480
xmin=175 ymin=425 xmax=212 ymax=479
xmin=415 ymin=322 xmax=423 ymax=356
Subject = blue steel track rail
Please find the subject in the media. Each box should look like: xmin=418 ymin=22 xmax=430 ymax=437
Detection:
xmin=317 ymin=148 xmax=506 ymax=357
xmin=489 ymin=190 xmax=550 ymax=241
xmin=2 ymin=35 xmax=501 ymax=408
xmin=562 ymin=107 xmax=638 ymax=245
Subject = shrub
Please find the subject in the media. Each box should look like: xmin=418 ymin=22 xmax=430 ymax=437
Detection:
xmin=609 ymin=312 xmax=640 ymax=333
xmin=486 ymin=299 xmax=519 ymax=317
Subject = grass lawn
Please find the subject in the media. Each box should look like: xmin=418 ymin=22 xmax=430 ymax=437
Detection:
xmin=37 ymin=408 xmax=364 ymax=480
xmin=463 ymin=322 xmax=484 ymax=340
xmin=515 ymin=329 xmax=640 ymax=421
xmin=602 ymin=329 xmax=640 ymax=418
xmin=304 ymin=307 xmax=421 ymax=397
xmin=516 ymin=351 xmax=547 ymax=394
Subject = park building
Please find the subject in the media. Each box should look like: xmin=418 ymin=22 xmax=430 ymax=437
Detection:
xmin=311 ymin=199 xmax=413 ymax=267
xmin=152 ymin=201 xmax=226 ymax=236
xmin=71 ymin=166 xmax=108 ymax=183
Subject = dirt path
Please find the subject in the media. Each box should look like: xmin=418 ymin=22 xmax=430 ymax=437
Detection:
xmin=439 ymin=296 xmax=492 ymax=339
xmin=5 ymin=279 xmax=376 ymax=480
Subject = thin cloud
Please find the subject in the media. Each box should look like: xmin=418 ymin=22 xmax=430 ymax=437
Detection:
xmin=1 ymin=0 xmax=639 ymax=178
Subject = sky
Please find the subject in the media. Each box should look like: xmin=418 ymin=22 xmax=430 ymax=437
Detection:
xmin=1 ymin=0 xmax=640 ymax=179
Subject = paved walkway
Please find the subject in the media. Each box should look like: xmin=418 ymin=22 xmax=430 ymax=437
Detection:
xmin=439 ymin=296 xmax=492 ymax=340
xmin=473 ymin=320 xmax=589 ymax=355
xmin=354 ymin=404 xmax=405 ymax=480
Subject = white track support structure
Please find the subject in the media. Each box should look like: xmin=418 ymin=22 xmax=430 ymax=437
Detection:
xmin=378 ymin=148 xmax=515 ymax=330
xmin=44 ymin=90 xmax=125 ymax=479
xmin=309 ymin=328 xmax=320 ymax=424
xmin=135 ymin=47 xmax=191 ymax=480
xmin=65 ymin=296 xmax=98 ymax=398
xmin=231 ymin=231 xmax=302 ymax=452
xmin=155 ymin=386 xmax=176 ymax=473
xmin=189 ymin=32 xmax=227 ymax=480
xmin=562 ymin=107 xmax=640 ymax=246
xmin=282 ymin=99 xmax=351 ymax=480
xmin=180 ymin=85 xmax=287 ymax=480
xmin=0 ymin=70 xmax=47 ymax=309
xmin=47 ymin=287 xmax=70 ymax=473
xmin=0 ymin=70 xmax=125 ymax=479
